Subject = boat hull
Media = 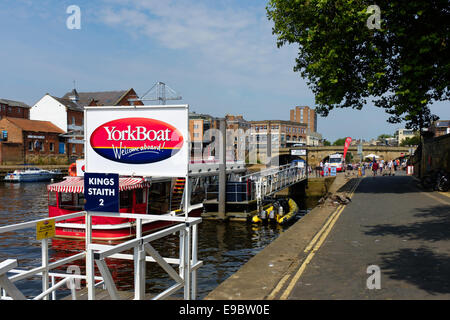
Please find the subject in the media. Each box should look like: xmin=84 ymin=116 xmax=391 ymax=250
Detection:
xmin=5 ymin=172 xmax=58 ymax=182
xmin=54 ymin=209 xmax=202 ymax=240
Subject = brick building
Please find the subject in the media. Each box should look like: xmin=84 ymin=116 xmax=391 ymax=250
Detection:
xmin=0 ymin=117 xmax=65 ymax=164
xmin=250 ymin=120 xmax=308 ymax=148
xmin=430 ymin=120 xmax=450 ymax=137
xmin=189 ymin=112 xmax=219 ymax=159
xmin=0 ymin=98 xmax=31 ymax=119
xmin=290 ymin=106 xmax=317 ymax=133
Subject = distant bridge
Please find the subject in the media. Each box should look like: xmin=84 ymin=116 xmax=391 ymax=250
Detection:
xmin=276 ymin=145 xmax=414 ymax=165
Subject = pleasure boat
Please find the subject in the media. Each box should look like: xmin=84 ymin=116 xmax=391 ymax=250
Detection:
xmin=4 ymin=167 xmax=62 ymax=182
xmin=47 ymin=175 xmax=202 ymax=240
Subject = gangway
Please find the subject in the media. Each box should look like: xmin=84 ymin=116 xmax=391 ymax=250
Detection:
xmin=239 ymin=164 xmax=307 ymax=210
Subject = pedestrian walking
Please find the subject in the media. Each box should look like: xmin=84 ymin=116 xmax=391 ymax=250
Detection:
xmin=316 ymin=162 xmax=321 ymax=177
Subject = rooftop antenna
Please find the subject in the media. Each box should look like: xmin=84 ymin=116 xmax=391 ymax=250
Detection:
xmin=129 ymin=81 xmax=182 ymax=105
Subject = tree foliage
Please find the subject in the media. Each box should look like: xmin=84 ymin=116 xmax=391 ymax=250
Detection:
xmin=400 ymin=135 xmax=421 ymax=146
xmin=333 ymin=138 xmax=347 ymax=146
xmin=377 ymin=134 xmax=392 ymax=140
xmin=267 ymin=0 xmax=449 ymax=130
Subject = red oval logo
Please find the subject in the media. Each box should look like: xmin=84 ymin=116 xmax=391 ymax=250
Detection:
xmin=90 ymin=117 xmax=184 ymax=164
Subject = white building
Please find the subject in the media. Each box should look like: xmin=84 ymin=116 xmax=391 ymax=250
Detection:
xmin=30 ymin=92 xmax=83 ymax=133
xmin=30 ymin=92 xmax=84 ymax=158
xmin=394 ymin=128 xmax=417 ymax=145
xmin=306 ymin=130 xmax=322 ymax=146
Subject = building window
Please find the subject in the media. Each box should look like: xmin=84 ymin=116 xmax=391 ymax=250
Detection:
xmin=28 ymin=141 xmax=33 ymax=151
xmin=50 ymin=143 xmax=55 ymax=152
xmin=72 ymin=144 xmax=76 ymax=154
xmin=72 ymin=116 xmax=76 ymax=125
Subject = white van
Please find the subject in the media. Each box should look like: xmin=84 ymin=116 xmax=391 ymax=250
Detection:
xmin=328 ymin=153 xmax=345 ymax=172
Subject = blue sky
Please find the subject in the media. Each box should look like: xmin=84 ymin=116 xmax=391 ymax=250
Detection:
xmin=1 ymin=0 xmax=449 ymax=142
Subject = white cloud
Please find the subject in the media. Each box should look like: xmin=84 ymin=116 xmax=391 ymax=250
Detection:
xmin=98 ymin=0 xmax=300 ymax=82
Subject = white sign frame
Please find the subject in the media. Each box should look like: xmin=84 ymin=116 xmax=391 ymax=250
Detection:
xmin=84 ymin=105 xmax=189 ymax=178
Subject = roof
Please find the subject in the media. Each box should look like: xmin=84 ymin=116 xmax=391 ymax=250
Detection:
xmin=249 ymin=120 xmax=308 ymax=126
xmin=47 ymin=176 xmax=151 ymax=193
xmin=61 ymin=89 xmax=132 ymax=106
xmin=3 ymin=117 xmax=65 ymax=134
xmin=435 ymin=120 xmax=450 ymax=127
xmin=0 ymin=98 xmax=31 ymax=109
xmin=50 ymin=96 xmax=84 ymax=112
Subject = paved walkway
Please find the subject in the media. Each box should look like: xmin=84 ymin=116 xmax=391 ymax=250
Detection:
xmin=205 ymin=173 xmax=450 ymax=300
xmin=285 ymin=173 xmax=450 ymax=299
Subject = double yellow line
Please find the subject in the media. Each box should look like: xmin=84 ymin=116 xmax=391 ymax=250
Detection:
xmin=268 ymin=178 xmax=361 ymax=300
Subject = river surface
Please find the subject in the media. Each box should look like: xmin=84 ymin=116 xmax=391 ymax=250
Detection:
xmin=0 ymin=181 xmax=318 ymax=300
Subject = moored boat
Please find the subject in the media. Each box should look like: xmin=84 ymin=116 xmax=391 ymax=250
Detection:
xmin=47 ymin=176 xmax=201 ymax=240
xmin=251 ymin=198 xmax=298 ymax=225
xmin=5 ymin=167 xmax=62 ymax=182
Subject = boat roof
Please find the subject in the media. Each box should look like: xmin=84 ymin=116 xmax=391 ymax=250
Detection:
xmin=47 ymin=176 xmax=151 ymax=193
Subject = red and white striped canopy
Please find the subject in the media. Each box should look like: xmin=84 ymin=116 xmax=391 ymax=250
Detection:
xmin=47 ymin=177 xmax=150 ymax=193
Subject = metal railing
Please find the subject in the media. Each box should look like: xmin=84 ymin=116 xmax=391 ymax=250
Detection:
xmin=0 ymin=212 xmax=103 ymax=300
xmin=0 ymin=207 xmax=202 ymax=300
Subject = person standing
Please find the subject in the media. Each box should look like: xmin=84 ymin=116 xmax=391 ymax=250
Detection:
xmin=324 ymin=161 xmax=329 ymax=176
xmin=316 ymin=162 xmax=321 ymax=177
xmin=388 ymin=160 xmax=393 ymax=175
xmin=372 ymin=161 xmax=379 ymax=177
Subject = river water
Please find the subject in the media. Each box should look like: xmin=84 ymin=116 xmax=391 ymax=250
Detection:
xmin=0 ymin=181 xmax=317 ymax=300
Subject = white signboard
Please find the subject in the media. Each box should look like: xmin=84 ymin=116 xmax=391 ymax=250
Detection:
xmin=291 ymin=149 xmax=307 ymax=156
xmin=84 ymin=105 xmax=189 ymax=177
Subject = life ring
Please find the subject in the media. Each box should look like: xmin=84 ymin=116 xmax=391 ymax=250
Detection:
xmin=69 ymin=163 xmax=77 ymax=176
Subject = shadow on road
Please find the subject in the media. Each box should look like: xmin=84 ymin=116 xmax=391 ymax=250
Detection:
xmin=364 ymin=205 xmax=450 ymax=242
xmin=378 ymin=247 xmax=450 ymax=295
xmin=354 ymin=175 xmax=422 ymax=194
xmin=364 ymin=204 xmax=450 ymax=295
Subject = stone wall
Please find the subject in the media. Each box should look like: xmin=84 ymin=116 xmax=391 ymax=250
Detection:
xmin=414 ymin=133 xmax=450 ymax=178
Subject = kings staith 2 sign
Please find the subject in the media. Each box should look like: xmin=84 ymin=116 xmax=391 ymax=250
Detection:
xmin=84 ymin=105 xmax=189 ymax=177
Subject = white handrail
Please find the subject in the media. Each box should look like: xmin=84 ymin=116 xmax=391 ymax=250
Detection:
xmin=1 ymin=208 xmax=202 ymax=300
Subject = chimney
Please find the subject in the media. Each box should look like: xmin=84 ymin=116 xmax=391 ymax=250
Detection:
xmin=69 ymin=89 xmax=79 ymax=102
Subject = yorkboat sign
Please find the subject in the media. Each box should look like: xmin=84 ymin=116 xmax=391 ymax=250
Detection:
xmin=90 ymin=117 xmax=184 ymax=164
xmin=85 ymin=105 xmax=189 ymax=177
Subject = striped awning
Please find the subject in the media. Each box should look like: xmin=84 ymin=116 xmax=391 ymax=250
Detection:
xmin=47 ymin=176 xmax=150 ymax=193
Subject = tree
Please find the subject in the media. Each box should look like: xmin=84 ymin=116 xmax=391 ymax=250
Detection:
xmin=333 ymin=138 xmax=347 ymax=146
xmin=377 ymin=134 xmax=392 ymax=140
xmin=267 ymin=1 xmax=449 ymax=131
xmin=323 ymin=139 xmax=331 ymax=146
xmin=400 ymin=135 xmax=420 ymax=146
